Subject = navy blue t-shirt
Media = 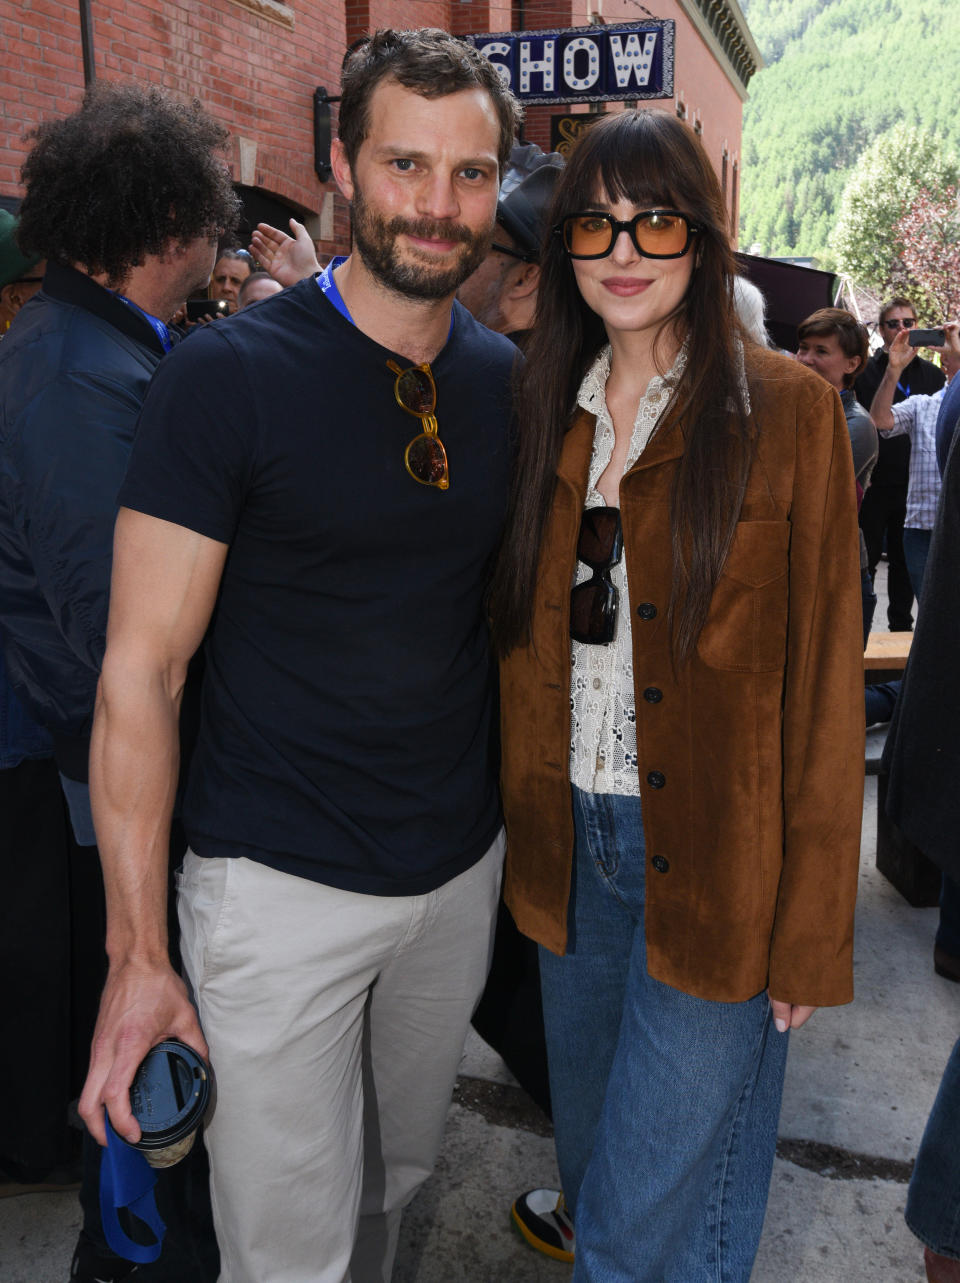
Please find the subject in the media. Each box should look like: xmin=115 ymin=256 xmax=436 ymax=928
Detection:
xmin=119 ymin=276 xmax=518 ymax=894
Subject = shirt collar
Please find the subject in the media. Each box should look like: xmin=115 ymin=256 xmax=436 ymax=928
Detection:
xmin=575 ymin=339 xmax=750 ymax=417
xmin=576 ymin=343 xmax=687 ymax=416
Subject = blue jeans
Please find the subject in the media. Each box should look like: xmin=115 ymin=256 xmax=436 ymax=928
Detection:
xmin=902 ymin=527 xmax=932 ymax=603
xmin=906 ymin=1037 xmax=960 ymax=1259
xmin=865 ymin=680 xmax=900 ymax=727
xmin=539 ymin=787 xmax=789 ymax=1283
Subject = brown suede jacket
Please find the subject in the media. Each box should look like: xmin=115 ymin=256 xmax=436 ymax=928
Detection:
xmin=500 ymin=347 xmax=864 ymax=1007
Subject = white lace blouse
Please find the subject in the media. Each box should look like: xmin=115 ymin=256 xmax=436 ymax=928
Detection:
xmin=569 ymin=344 xmax=686 ymax=796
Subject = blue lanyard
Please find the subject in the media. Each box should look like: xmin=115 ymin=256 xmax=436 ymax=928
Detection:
xmin=111 ymin=292 xmax=173 ymax=352
xmin=896 ymin=379 xmax=911 ymax=399
xmin=316 ymin=256 xmax=455 ymax=340
xmin=316 ymin=256 xmax=353 ymax=324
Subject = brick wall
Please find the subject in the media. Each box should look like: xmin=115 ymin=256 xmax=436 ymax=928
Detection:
xmin=1 ymin=0 xmax=347 ymax=239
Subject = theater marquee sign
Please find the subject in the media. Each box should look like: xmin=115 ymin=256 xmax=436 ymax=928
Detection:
xmin=464 ymin=22 xmax=675 ymax=106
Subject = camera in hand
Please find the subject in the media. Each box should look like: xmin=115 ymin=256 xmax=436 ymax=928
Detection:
xmin=908 ymin=327 xmax=945 ymax=348
xmin=185 ymin=298 xmax=230 ymax=323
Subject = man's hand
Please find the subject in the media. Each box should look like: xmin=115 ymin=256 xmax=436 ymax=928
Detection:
xmin=250 ymin=219 xmax=321 ymax=288
xmin=931 ymin=319 xmax=960 ymax=368
xmin=886 ymin=327 xmax=914 ymax=375
xmin=78 ymin=958 xmax=208 ymax=1146
xmin=768 ymin=995 xmax=817 ymax=1033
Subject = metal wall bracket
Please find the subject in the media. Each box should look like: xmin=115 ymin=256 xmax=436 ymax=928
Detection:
xmin=313 ymin=87 xmax=341 ymax=184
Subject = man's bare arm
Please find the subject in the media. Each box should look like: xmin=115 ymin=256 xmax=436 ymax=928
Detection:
xmin=872 ymin=329 xmax=914 ymax=432
xmin=78 ymin=508 xmax=228 ymax=1145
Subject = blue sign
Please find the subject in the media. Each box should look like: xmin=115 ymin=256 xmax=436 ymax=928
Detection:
xmin=464 ymin=22 xmax=675 ymax=107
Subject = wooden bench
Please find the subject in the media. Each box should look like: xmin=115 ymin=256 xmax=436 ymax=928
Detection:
xmin=864 ymin=630 xmax=912 ymax=683
xmin=865 ymin=631 xmax=941 ymax=906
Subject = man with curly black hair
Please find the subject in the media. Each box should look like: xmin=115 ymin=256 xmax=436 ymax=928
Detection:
xmin=0 ymin=82 xmax=238 ymax=1283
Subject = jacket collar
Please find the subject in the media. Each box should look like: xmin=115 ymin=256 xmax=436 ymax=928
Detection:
xmin=40 ymin=261 xmax=172 ymax=357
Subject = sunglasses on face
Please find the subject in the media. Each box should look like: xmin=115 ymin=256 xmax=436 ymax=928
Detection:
xmin=387 ymin=359 xmax=449 ymax=490
xmin=491 ymin=240 xmax=538 ymax=263
xmin=882 ymin=317 xmax=917 ymax=329
xmin=570 ymin=506 xmax=623 ymax=645
xmin=556 ymin=209 xmax=700 ymax=260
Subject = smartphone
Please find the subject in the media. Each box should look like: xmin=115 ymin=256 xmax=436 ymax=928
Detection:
xmin=908 ymin=328 xmax=945 ymax=347
xmin=185 ymin=299 xmax=230 ymax=322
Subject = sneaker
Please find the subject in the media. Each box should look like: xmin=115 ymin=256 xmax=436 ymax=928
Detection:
xmin=68 ymin=1237 xmax=139 ymax=1282
xmin=511 ymin=1187 xmax=575 ymax=1262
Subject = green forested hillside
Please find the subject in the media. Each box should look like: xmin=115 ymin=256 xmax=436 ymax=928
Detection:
xmin=738 ymin=0 xmax=960 ymax=262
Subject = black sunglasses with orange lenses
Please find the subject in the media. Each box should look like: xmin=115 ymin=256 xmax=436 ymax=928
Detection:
xmin=387 ymin=359 xmax=449 ymax=491
xmin=557 ymin=209 xmax=700 ymax=261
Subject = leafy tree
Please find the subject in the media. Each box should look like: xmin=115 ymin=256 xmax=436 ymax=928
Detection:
xmin=829 ymin=125 xmax=959 ymax=299
xmin=737 ymin=0 xmax=960 ymax=260
xmin=895 ymin=187 xmax=960 ymax=320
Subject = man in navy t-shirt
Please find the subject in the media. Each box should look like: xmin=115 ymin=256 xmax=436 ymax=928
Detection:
xmin=80 ymin=30 xmax=522 ymax=1281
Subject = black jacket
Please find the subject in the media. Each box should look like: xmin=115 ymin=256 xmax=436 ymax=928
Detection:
xmin=883 ymin=430 xmax=960 ymax=880
xmin=0 ymin=262 xmax=171 ymax=779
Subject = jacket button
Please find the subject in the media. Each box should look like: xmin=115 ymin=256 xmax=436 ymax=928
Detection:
xmin=647 ymin=770 xmax=666 ymax=789
xmin=652 ymin=855 xmax=670 ymax=873
xmin=637 ymin=602 xmax=657 ymax=620
xmin=643 ymin=686 xmax=662 ymax=703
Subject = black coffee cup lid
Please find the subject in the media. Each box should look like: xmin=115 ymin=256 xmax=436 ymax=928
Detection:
xmin=130 ymin=1040 xmax=211 ymax=1150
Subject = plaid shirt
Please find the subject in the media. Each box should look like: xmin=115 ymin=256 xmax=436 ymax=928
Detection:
xmin=879 ymin=384 xmax=949 ymax=529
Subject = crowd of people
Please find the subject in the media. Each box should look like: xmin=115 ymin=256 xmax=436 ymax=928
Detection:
xmin=0 ymin=26 xmax=957 ymax=1283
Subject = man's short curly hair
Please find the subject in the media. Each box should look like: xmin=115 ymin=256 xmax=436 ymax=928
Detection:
xmin=18 ymin=83 xmax=241 ymax=285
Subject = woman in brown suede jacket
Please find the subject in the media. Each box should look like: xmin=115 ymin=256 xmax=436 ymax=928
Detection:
xmin=489 ymin=112 xmax=864 ymax=1282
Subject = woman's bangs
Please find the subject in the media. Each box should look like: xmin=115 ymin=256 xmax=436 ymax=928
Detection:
xmin=566 ymin=119 xmax=682 ymax=213
xmin=596 ymin=149 xmax=675 ymax=211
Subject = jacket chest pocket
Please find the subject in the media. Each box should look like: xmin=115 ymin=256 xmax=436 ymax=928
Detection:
xmin=696 ymin=521 xmax=790 ymax=672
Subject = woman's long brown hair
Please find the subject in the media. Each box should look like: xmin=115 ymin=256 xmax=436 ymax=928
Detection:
xmin=489 ymin=110 xmax=759 ymax=664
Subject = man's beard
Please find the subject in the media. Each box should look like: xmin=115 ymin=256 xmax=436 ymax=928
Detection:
xmin=350 ymin=182 xmax=492 ymax=301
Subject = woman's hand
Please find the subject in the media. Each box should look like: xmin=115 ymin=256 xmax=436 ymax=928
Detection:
xmin=768 ymin=995 xmax=817 ymax=1033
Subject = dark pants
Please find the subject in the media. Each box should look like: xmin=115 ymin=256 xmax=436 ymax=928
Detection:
xmin=861 ymin=564 xmax=876 ymax=648
xmin=472 ymin=901 xmax=552 ymax=1118
xmin=0 ymin=756 xmax=101 ymax=1176
xmin=937 ymin=876 xmax=960 ymax=960
xmin=860 ymin=483 xmax=914 ymax=630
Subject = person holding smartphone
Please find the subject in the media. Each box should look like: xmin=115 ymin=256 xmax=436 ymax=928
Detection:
xmin=869 ymin=320 xmax=960 ymax=598
xmin=855 ymin=297 xmax=945 ymax=631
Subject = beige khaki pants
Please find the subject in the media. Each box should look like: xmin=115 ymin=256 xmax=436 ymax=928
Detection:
xmin=176 ymin=834 xmax=504 ymax=1283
